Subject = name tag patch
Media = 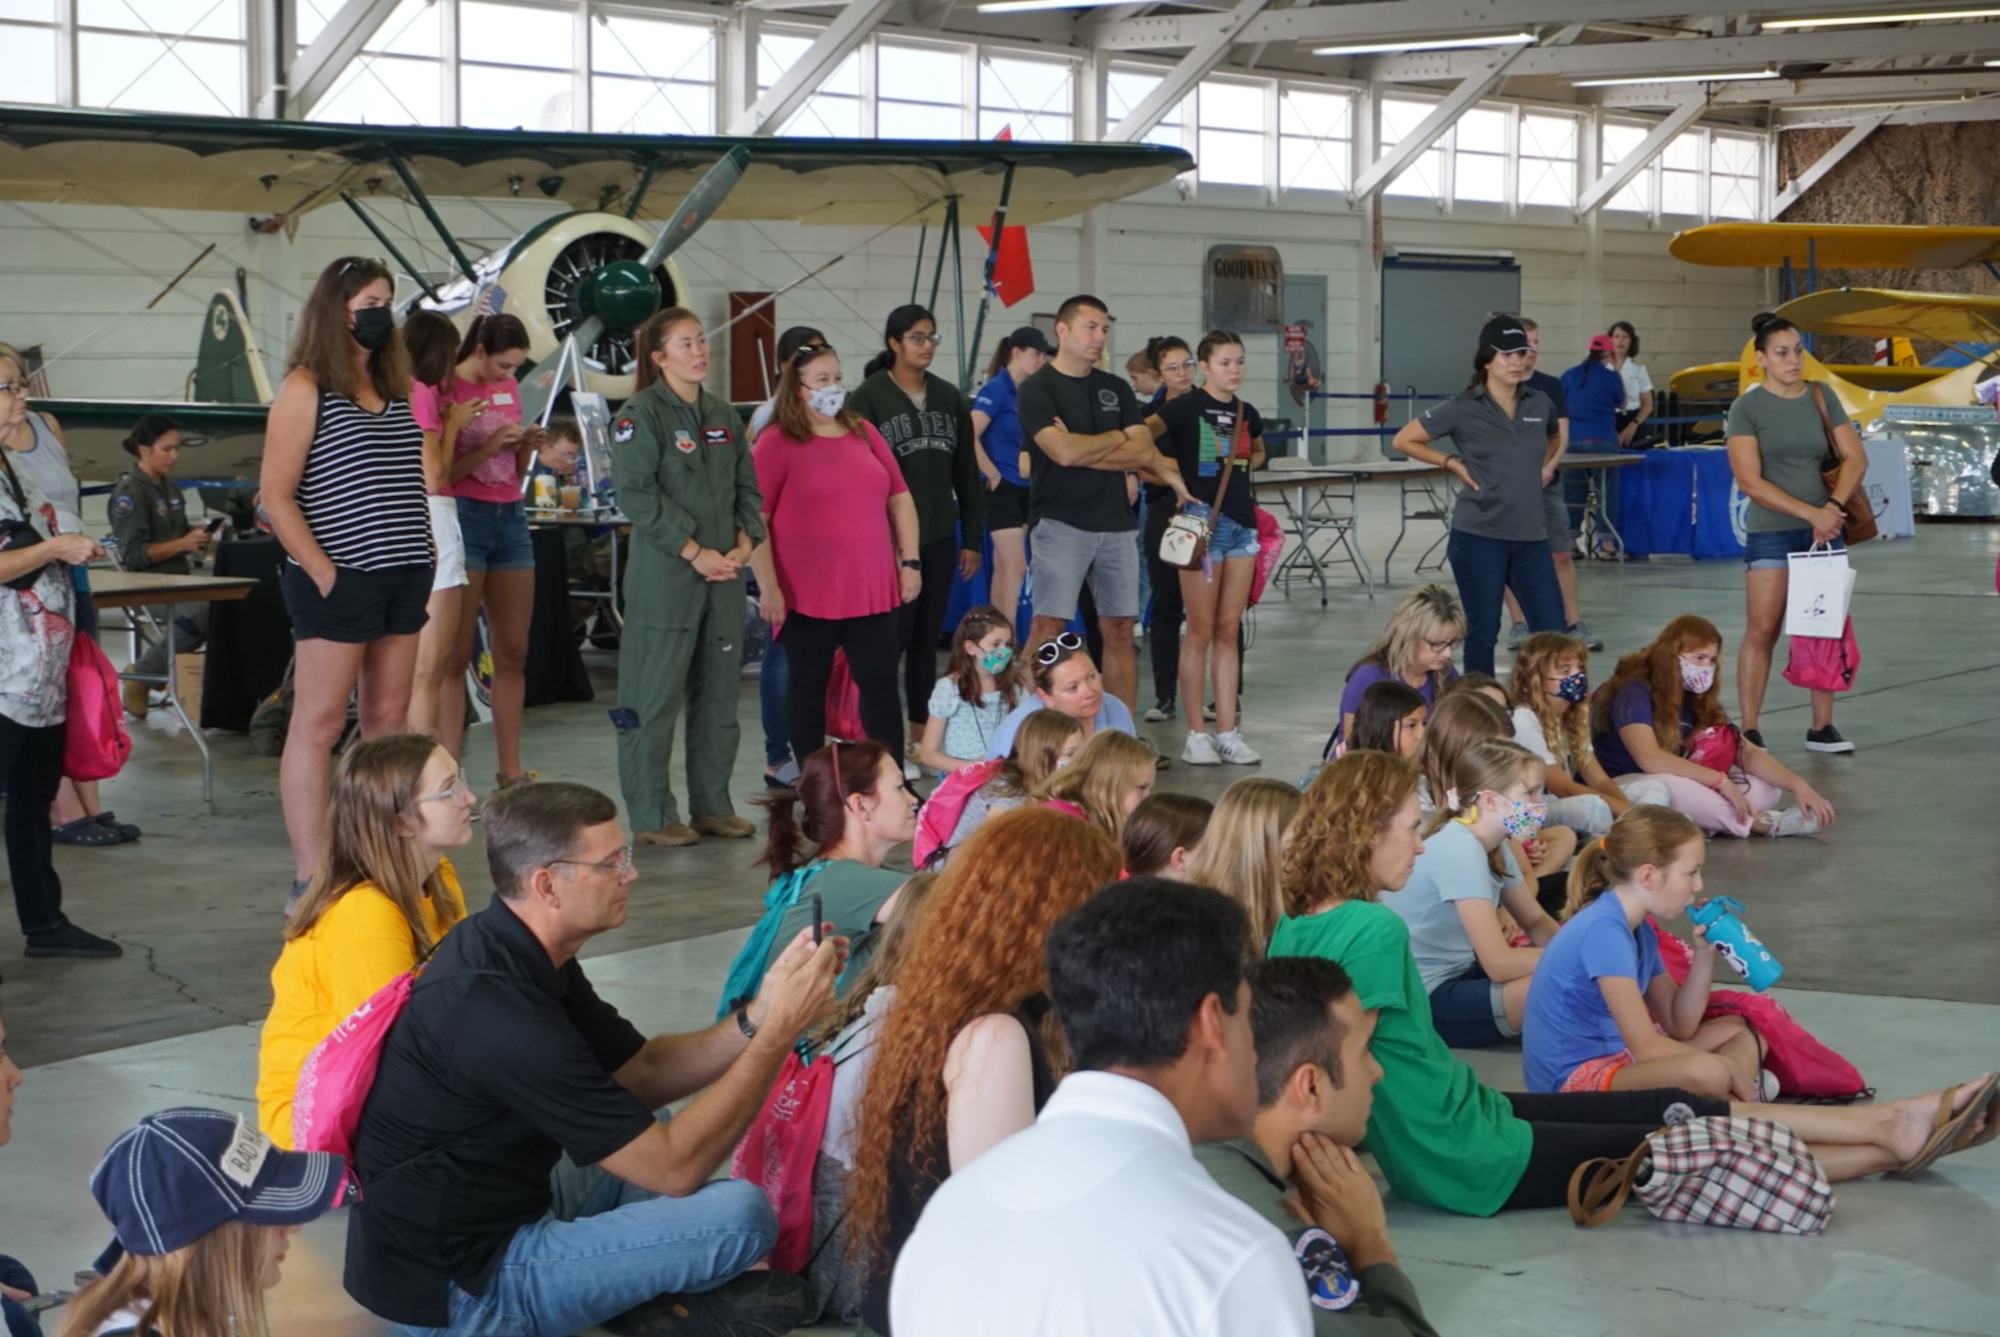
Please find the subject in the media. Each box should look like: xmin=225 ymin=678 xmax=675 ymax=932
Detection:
xmin=490 ymin=391 xmax=515 ymax=407
xmin=612 ymin=418 xmax=635 ymax=444
xmin=701 ymin=426 xmax=732 ymax=447
xmin=1295 ymin=1228 xmax=1360 ymax=1311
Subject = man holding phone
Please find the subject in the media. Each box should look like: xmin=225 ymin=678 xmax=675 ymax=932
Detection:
xmin=107 ymin=415 xmax=217 ymax=719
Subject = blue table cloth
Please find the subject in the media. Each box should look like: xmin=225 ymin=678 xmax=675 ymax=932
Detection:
xmin=1616 ymin=448 xmax=1744 ymax=560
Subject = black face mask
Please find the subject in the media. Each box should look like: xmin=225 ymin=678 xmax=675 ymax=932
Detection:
xmin=351 ymin=306 xmax=394 ymax=352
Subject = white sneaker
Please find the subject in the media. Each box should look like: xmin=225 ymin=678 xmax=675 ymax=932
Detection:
xmin=1214 ymin=730 xmax=1263 ymax=765
xmin=1767 ymin=806 xmax=1823 ymax=838
xmin=1757 ymin=1069 xmax=1782 ymax=1102
xmin=1183 ymin=731 xmax=1221 ymax=765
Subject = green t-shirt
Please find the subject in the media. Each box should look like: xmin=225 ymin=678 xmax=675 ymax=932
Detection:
xmin=1724 ymin=383 xmax=1849 ymax=534
xmin=767 ymin=859 xmax=907 ymax=989
xmin=1267 ymin=900 xmax=1531 ymax=1217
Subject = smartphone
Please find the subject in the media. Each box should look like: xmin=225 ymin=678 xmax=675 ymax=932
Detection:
xmin=205 ymin=517 xmax=227 ymax=534
xmin=810 ymin=892 xmax=823 ymax=945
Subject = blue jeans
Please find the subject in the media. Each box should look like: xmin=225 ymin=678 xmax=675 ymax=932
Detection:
xmin=1448 ymin=529 xmax=1564 ymax=676
xmin=401 ymin=1169 xmax=775 ymax=1337
xmin=760 ymin=637 xmax=791 ymax=769
xmin=0 ymin=1254 xmax=39 ymax=1337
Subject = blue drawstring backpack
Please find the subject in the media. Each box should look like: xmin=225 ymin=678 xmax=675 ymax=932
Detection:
xmin=717 ymin=861 xmax=828 ymax=1019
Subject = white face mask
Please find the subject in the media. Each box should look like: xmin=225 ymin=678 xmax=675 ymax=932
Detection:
xmin=807 ymin=384 xmax=847 ymax=418
xmin=1679 ymin=656 xmax=1715 ymax=694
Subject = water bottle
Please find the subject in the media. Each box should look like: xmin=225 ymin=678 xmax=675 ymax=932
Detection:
xmin=1686 ymin=896 xmax=1784 ymax=991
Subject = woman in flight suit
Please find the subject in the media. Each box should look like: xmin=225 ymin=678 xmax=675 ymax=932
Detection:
xmin=108 ymin=415 xmax=215 ymax=717
xmin=610 ymin=307 xmax=766 ymax=848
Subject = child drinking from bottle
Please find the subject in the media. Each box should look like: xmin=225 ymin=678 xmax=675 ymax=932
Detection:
xmin=917 ymin=605 xmax=1024 ymax=774
xmin=1522 ymin=805 xmax=1767 ymax=1100
xmin=1382 ymin=738 xmax=1560 ymax=1048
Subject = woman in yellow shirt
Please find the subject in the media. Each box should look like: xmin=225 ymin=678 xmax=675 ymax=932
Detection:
xmin=256 ymin=734 xmax=476 ymax=1145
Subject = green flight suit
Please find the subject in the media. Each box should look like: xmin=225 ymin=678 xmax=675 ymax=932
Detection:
xmin=609 ymin=383 xmax=765 ymax=831
xmin=108 ymin=466 xmax=208 ymax=677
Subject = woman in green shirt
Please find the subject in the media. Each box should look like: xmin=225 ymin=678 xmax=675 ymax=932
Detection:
xmin=1270 ymin=750 xmax=1994 ymax=1214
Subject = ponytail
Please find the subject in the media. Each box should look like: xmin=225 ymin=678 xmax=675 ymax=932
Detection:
xmin=1564 ymin=839 xmax=1615 ymax=919
xmin=1563 ymin=806 xmax=1704 ymax=920
xmin=869 ymin=303 xmax=934 ymax=379
xmin=755 ymin=739 xmax=892 ymax=876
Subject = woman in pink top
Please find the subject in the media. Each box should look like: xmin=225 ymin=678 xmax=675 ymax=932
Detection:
xmin=750 ymin=345 xmax=921 ymax=764
xmin=438 ymin=314 xmax=544 ymax=789
xmin=402 ymin=311 xmax=480 ymax=756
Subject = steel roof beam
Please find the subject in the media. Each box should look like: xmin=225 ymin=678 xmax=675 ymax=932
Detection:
xmin=1592 ymin=69 xmax=2000 ymax=106
xmin=1574 ymin=94 xmax=1706 ymax=217
xmin=727 ymin=0 xmax=898 ymax=137
xmin=1772 ymin=113 xmax=1886 ymax=215
xmin=1105 ymin=0 xmax=1276 ymax=142
xmin=288 ymin=0 xmax=400 ymax=117
xmin=1348 ymin=45 xmax=1524 ymax=202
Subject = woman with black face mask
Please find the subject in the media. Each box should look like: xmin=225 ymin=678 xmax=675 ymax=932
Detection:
xmin=259 ymin=256 xmax=434 ymax=908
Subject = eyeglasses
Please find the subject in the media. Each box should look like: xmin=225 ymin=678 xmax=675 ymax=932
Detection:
xmin=1035 ymin=632 xmax=1085 ymax=666
xmin=900 ymin=332 xmax=943 ymax=347
xmin=552 ymin=844 xmax=635 ymax=874
xmin=1158 ymin=359 xmax=1195 ymax=375
xmin=0 ymin=382 xmax=21 ymax=396
xmin=414 ymin=770 xmax=471 ymax=806
xmin=1424 ymin=636 xmax=1463 ymax=653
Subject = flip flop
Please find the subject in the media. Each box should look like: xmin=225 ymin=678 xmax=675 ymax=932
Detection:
xmin=1943 ymin=1078 xmax=2000 ymax=1160
xmin=1891 ymin=1073 xmax=2000 ymax=1179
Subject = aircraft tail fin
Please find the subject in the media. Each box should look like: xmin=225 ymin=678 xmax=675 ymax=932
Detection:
xmin=193 ymin=290 xmax=274 ymax=404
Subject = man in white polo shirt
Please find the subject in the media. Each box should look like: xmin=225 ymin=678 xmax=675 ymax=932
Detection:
xmin=889 ymin=878 xmax=1311 ymax=1336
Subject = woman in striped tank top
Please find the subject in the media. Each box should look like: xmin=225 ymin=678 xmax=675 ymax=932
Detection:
xmin=259 ymin=257 xmax=436 ymax=897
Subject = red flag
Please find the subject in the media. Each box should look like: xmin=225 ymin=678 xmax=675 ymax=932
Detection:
xmin=978 ymin=124 xmax=1033 ymax=307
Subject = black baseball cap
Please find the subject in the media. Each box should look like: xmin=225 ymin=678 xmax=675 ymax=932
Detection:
xmin=1008 ymin=326 xmax=1053 ymax=355
xmin=1479 ymin=317 xmax=1532 ymax=354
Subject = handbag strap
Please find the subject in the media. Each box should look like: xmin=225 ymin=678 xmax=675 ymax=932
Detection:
xmin=1567 ymin=1135 xmax=1655 ymax=1227
xmin=1208 ymin=404 xmax=1247 ymax=509
xmin=1808 ymin=382 xmax=1840 ymax=472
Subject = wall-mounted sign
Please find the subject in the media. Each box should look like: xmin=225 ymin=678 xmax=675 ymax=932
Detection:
xmin=1204 ymin=244 xmax=1284 ymax=333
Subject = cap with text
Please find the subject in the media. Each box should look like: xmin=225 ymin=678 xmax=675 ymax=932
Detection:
xmin=1479 ymin=317 xmax=1532 ymax=355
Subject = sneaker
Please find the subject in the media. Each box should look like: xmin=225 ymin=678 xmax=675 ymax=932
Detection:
xmin=24 ymin=922 xmax=123 ymax=959
xmin=1215 ymin=730 xmax=1263 ymax=765
xmin=1568 ymin=620 xmax=1605 ymax=651
xmin=603 ymin=1269 xmax=812 ymax=1337
xmin=1766 ymin=806 xmax=1823 ymax=838
xmin=1204 ymin=702 xmax=1218 ymax=721
xmin=1507 ymin=621 xmax=1529 ymax=649
xmin=1183 ymin=731 xmax=1221 ymax=765
xmin=1757 ymin=1069 xmax=1782 ymax=1102
xmin=94 ymin=811 xmax=142 ymax=841
xmin=691 ymin=814 xmax=756 ymax=839
xmin=1741 ymin=728 xmax=1766 ymax=750
xmin=1144 ymin=698 xmax=1176 ymax=724
xmin=495 ymin=770 xmax=537 ymax=790
xmin=1805 ymin=725 xmax=1854 ymax=754
xmin=636 ymin=823 xmax=700 ymax=847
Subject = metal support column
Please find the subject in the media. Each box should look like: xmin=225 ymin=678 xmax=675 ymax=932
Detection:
xmin=340 ymin=194 xmax=442 ymax=302
xmin=962 ymin=161 xmax=1016 ymax=390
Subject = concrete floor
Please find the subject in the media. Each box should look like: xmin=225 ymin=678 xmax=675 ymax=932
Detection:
xmin=3 ymin=489 xmax=1998 ymax=1334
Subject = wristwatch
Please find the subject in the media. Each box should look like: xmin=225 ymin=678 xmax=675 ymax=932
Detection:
xmin=900 ymin=558 xmax=922 ymax=571
xmin=735 ymin=1003 xmax=759 ymax=1040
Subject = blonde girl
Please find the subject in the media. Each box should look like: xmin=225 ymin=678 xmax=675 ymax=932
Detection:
xmin=1382 ymin=739 xmax=1559 ymax=1049
xmin=1030 ymin=729 xmax=1156 ymax=844
xmin=942 ymin=709 xmax=1085 ymax=854
xmin=1331 ymin=583 xmax=1464 ymax=754
xmin=1186 ymin=777 xmax=1301 ymax=948
xmin=1508 ymin=631 xmax=1669 ymax=836
xmin=918 ymin=605 xmax=1023 ymax=773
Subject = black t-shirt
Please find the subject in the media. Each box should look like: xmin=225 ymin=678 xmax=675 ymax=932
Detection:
xmin=344 ymin=899 xmax=654 ymax=1326
xmin=1157 ymin=389 xmax=1262 ymax=526
xmin=1528 ymin=370 xmax=1569 ymax=425
xmin=1015 ymin=364 xmax=1143 ymax=534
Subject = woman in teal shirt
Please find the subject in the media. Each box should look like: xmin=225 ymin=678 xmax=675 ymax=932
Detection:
xmin=1270 ymin=750 xmax=1990 ymax=1212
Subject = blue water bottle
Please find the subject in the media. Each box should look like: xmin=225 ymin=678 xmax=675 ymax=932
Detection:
xmin=1686 ymin=896 xmax=1784 ymax=991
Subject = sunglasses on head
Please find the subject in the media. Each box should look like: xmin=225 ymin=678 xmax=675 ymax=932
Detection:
xmin=1035 ymin=632 xmax=1085 ymax=666
xmin=790 ymin=341 xmax=833 ymax=362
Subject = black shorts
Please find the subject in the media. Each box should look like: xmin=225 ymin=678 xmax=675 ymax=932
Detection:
xmin=281 ymin=561 xmax=434 ymax=644
xmin=987 ymin=480 xmax=1029 ymax=532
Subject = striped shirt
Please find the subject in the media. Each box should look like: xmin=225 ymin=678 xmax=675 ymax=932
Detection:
xmin=295 ymin=390 xmax=432 ymax=571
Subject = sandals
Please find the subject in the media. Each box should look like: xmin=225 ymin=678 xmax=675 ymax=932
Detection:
xmin=53 ymin=817 xmax=122 ymax=847
xmin=1892 ymin=1073 xmax=2000 ymax=1179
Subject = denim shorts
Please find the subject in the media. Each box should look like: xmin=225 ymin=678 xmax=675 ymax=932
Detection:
xmin=1427 ymin=966 xmax=1514 ymax=1049
xmin=456 ymin=496 xmax=536 ymax=572
xmin=1180 ymin=501 xmax=1262 ymax=560
xmin=1743 ymin=527 xmax=1842 ymax=572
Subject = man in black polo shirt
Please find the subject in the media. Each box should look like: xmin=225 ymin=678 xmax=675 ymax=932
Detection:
xmin=344 ymin=782 xmax=843 ymax=1336
xmin=1016 ymin=294 xmax=1189 ymax=714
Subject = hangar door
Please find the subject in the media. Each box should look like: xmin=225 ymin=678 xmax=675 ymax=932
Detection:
xmin=1379 ymin=254 xmax=1521 ymax=457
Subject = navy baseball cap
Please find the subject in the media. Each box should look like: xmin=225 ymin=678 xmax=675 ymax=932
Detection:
xmin=89 ymin=1108 xmax=343 ymax=1271
xmin=1479 ymin=317 xmax=1532 ymax=354
xmin=1008 ymin=326 xmax=1053 ymax=355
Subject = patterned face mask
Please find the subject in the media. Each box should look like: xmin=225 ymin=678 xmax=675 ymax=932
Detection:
xmin=1491 ymin=794 xmax=1549 ymax=840
xmin=977 ymin=646 xmax=1014 ymax=675
xmin=1555 ymin=671 xmax=1589 ymax=704
xmin=1679 ymin=656 xmax=1716 ymax=695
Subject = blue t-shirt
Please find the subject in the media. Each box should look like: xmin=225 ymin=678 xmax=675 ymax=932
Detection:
xmin=983 ymin=695 xmax=1135 ymax=760
xmin=1559 ymin=360 xmax=1627 ymax=447
xmin=1521 ymin=891 xmax=1662 ymax=1091
xmin=971 ymin=372 xmax=1027 ymax=487
xmin=1379 ymin=820 xmax=1522 ymax=994
xmin=1592 ymin=680 xmax=1693 ymax=779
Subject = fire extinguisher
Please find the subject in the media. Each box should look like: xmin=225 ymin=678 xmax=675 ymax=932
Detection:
xmin=1373 ymin=382 xmax=1391 ymax=425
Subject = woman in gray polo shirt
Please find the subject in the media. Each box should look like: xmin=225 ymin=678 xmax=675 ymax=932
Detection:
xmin=1726 ymin=311 xmax=1867 ymax=755
xmin=1393 ymin=316 xmax=1565 ymax=676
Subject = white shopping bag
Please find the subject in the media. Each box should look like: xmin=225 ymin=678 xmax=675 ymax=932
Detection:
xmin=1785 ymin=544 xmax=1852 ymax=638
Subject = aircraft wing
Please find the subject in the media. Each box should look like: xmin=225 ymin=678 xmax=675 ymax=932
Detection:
xmin=35 ymin=400 xmax=272 ymax=485
xmin=1669 ymin=223 xmax=2000 ymax=271
xmin=1774 ymin=288 xmax=2000 ymax=349
xmin=0 ymin=106 xmax=1192 ymax=227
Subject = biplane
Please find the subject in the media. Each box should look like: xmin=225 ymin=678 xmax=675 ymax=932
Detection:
xmin=0 ymin=105 xmax=1192 ymax=479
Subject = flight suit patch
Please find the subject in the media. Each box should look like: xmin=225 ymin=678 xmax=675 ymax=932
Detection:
xmin=674 ymin=430 xmax=696 ymax=454
xmin=701 ymin=427 xmax=731 ymax=446
xmin=111 ymin=495 xmax=136 ymax=519
xmin=613 ymin=418 xmax=635 ymax=444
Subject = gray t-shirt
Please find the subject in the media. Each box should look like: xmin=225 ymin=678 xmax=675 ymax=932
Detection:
xmin=1725 ymin=383 xmax=1849 ymax=534
xmin=1378 ymin=820 xmax=1520 ymax=994
xmin=1416 ymin=386 xmax=1558 ymax=542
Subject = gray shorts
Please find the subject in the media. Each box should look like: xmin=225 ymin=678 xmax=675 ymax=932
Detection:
xmin=1030 ymin=517 xmax=1141 ymax=621
xmin=1542 ymin=479 xmax=1572 ymax=554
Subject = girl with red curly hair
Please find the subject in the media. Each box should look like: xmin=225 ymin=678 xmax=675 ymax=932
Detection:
xmin=847 ymin=805 xmax=1123 ymax=1334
